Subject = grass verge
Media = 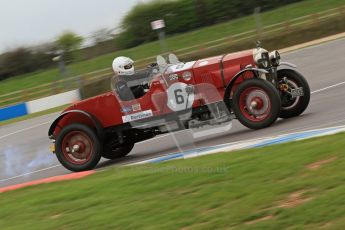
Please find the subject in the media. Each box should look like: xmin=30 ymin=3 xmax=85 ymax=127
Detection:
xmin=1 ymin=0 xmax=345 ymax=96
xmin=0 ymin=104 xmax=68 ymax=127
xmin=1 ymin=132 xmax=345 ymax=229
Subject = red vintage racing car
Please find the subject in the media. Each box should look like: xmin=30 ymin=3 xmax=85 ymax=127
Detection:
xmin=49 ymin=44 xmax=310 ymax=171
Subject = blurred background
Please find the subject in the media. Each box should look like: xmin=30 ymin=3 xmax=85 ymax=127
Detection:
xmin=1 ymin=0 xmax=345 ymax=111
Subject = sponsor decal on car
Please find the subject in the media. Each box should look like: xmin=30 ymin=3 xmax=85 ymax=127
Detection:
xmin=168 ymin=74 xmax=179 ymax=81
xmin=121 ymin=107 xmax=133 ymax=113
xmin=122 ymin=110 xmax=153 ymax=123
xmin=132 ymin=103 xmax=141 ymax=112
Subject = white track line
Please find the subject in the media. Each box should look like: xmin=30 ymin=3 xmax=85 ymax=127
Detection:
xmin=0 ymin=121 xmax=50 ymax=140
xmin=0 ymin=165 xmax=61 ymax=183
xmin=311 ymin=81 xmax=345 ymax=94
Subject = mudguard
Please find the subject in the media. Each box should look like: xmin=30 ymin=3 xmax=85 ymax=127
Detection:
xmin=223 ymin=67 xmax=269 ymax=107
xmin=48 ymin=110 xmax=104 ymax=140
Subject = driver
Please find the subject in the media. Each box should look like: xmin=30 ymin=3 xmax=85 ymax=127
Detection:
xmin=112 ymin=56 xmax=150 ymax=100
xmin=112 ymin=56 xmax=135 ymax=76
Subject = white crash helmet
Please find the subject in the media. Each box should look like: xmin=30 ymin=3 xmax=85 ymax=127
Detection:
xmin=112 ymin=56 xmax=135 ymax=75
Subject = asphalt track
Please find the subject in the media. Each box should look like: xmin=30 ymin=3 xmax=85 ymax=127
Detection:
xmin=1 ymin=38 xmax=345 ymax=188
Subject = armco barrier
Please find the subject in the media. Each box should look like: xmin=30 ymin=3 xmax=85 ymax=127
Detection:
xmin=26 ymin=90 xmax=80 ymax=114
xmin=0 ymin=89 xmax=80 ymax=122
xmin=0 ymin=103 xmax=28 ymax=121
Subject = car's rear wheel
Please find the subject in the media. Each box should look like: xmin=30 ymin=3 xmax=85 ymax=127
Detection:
xmin=278 ymin=69 xmax=310 ymax=119
xmin=55 ymin=123 xmax=101 ymax=172
xmin=102 ymin=140 xmax=134 ymax=160
xmin=231 ymin=79 xmax=281 ymax=130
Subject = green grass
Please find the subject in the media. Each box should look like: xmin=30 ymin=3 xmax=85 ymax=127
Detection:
xmin=1 ymin=132 xmax=345 ymax=229
xmin=1 ymin=0 xmax=345 ymax=96
xmin=0 ymin=104 xmax=69 ymax=127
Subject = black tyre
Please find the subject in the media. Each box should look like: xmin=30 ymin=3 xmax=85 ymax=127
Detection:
xmin=102 ymin=141 xmax=134 ymax=160
xmin=231 ymin=79 xmax=281 ymax=130
xmin=55 ymin=123 xmax=102 ymax=172
xmin=278 ymin=69 xmax=310 ymax=119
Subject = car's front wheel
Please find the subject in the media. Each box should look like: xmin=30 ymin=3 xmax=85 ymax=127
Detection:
xmin=55 ymin=123 xmax=102 ymax=172
xmin=278 ymin=69 xmax=310 ymax=119
xmin=231 ymin=79 xmax=281 ymax=130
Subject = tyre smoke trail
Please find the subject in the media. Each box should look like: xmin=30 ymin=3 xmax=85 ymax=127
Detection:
xmin=1 ymin=145 xmax=57 ymax=179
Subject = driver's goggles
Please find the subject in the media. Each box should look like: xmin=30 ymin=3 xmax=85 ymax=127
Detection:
xmin=124 ymin=64 xmax=133 ymax=70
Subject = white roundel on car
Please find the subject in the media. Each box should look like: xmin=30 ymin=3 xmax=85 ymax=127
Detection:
xmin=167 ymin=82 xmax=195 ymax=112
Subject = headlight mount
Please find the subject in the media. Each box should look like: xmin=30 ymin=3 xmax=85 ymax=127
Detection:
xmin=258 ymin=52 xmax=270 ymax=68
xmin=269 ymin=50 xmax=281 ymax=67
